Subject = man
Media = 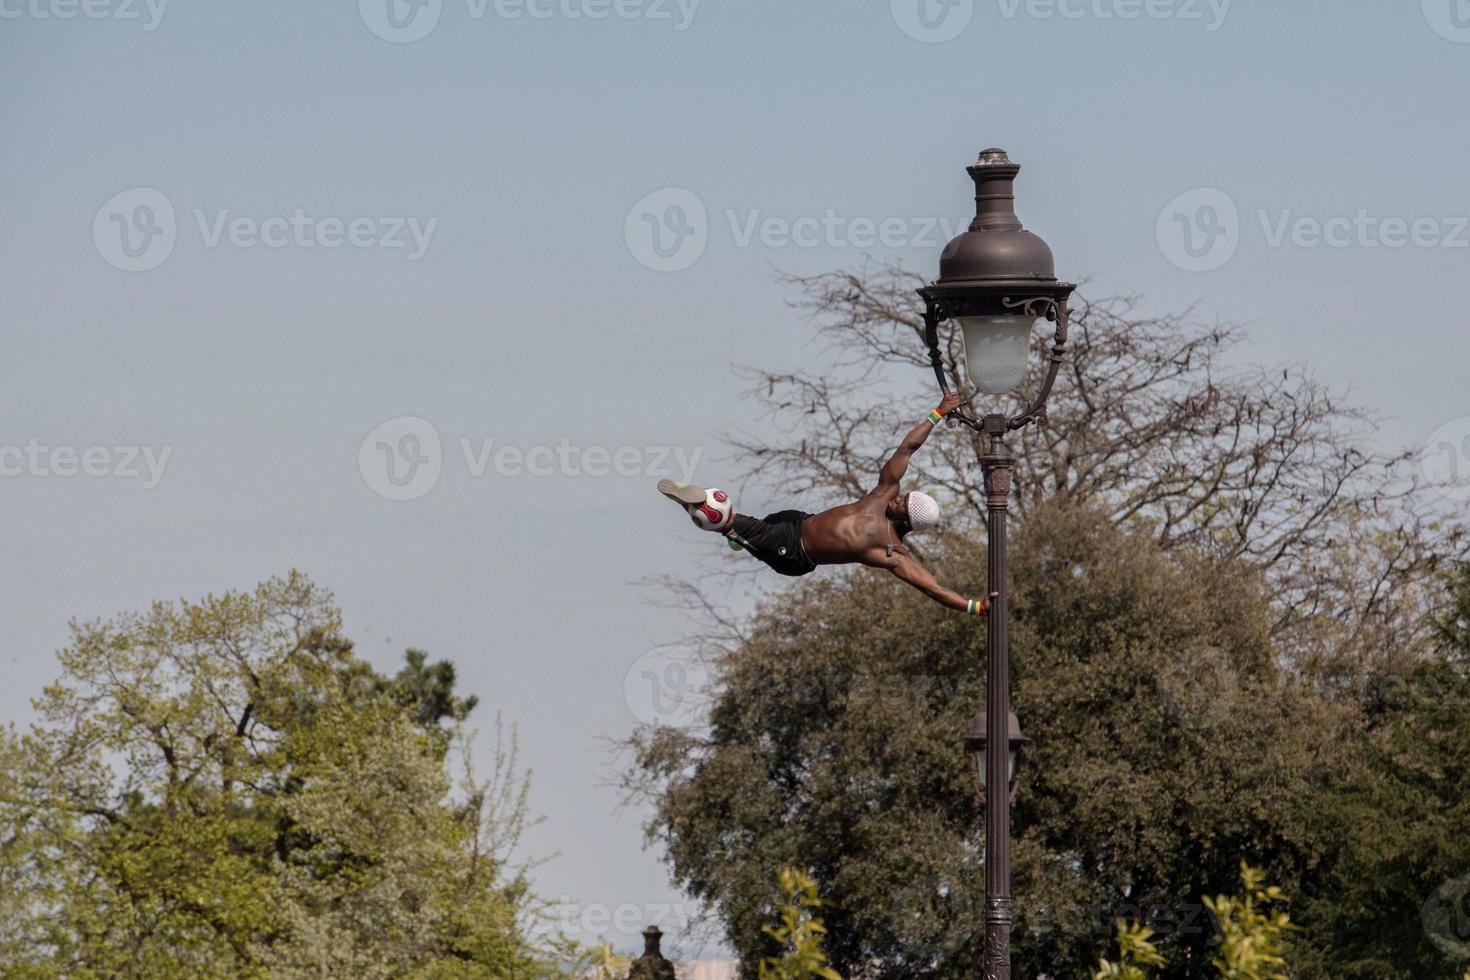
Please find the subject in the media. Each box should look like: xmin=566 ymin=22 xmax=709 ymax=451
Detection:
xmin=659 ymin=392 xmax=995 ymax=616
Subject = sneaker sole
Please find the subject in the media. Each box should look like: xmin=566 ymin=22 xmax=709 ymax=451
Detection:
xmin=657 ymin=479 xmax=708 ymax=506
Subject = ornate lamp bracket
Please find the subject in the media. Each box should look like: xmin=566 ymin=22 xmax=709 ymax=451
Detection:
xmin=920 ymin=291 xmax=1072 ymax=435
xmin=1004 ymin=295 xmax=1070 ymax=432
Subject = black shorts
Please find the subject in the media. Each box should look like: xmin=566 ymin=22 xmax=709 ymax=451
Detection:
xmin=730 ymin=510 xmax=817 ymax=577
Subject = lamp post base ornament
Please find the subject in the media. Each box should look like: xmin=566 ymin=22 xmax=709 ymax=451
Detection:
xmin=985 ymin=896 xmax=1013 ymax=980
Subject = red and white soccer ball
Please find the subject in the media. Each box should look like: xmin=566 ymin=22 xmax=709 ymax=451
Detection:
xmin=689 ymin=488 xmax=734 ymax=532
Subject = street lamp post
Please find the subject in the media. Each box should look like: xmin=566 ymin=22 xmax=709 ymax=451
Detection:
xmin=917 ymin=148 xmax=1074 ymax=980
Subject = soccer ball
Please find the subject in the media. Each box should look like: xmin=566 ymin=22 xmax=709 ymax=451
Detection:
xmin=689 ymin=488 xmax=734 ymax=532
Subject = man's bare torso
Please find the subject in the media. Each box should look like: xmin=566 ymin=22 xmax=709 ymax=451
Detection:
xmin=800 ymin=491 xmax=902 ymax=568
xmin=703 ymin=391 xmax=986 ymax=615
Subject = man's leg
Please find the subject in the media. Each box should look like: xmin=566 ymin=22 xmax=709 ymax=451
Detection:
xmin=730 ymin=511 xmax=808 ymax=555
xmin=658 ymin=480 xmax=742 ymax=548
xmin=730 ymin=511 xmax=814 ymax=576
xmin=729 ymin=513 xmax=787 ymax=553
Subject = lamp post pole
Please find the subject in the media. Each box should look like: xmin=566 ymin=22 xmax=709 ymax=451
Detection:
xmin=916 ymin=147 xmax=1075 ymax=979
xmin=981 ymin=425 xmax=1014 ymax=980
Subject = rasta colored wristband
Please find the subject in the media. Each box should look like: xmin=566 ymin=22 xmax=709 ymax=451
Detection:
xmin=967 ymin=598 xmax=986 ymax=616
xmin=927 ymin=410 xmax=944 ymax=425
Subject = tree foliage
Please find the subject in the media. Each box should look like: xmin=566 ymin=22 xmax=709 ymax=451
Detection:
xmin=758 ymin=869 xmax=841 ymax=980
xmin=0 ymin=572 xmax=568 ymax=978
xmin=1094 ymin=863 xmax=1292 ymax=980
xmin=630 ymin=265 xmax=1470 ymax=978
xmin=1287 ymin=562 xmax=1470 ymax=979
xmin=630 ymin=503 xmax=1355 ymax=977
xmin=1202 ymin=863 xmax=1294 ymax=980
xmin=1094 ymin=922 xmax=1167 ymax=980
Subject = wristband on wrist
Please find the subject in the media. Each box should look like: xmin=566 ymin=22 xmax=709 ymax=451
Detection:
xmin=927 ymin=410 xmax=944 ymax=425
xmin=967 ymin=598 xmax=986 ymax=616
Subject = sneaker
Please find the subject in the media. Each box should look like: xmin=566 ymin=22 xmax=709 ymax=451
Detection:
xmin=657 ymin=479 xmax=707 ymax=506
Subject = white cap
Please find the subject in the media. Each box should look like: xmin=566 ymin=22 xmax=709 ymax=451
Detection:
xmin=907 ymin=491 xmax=940 ymax=531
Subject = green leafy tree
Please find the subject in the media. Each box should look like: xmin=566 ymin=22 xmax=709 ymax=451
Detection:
xmin=1203 ymin=863 xmax=1294 ymax=980
xmin=388 ymin=647 xmax=480 ymax=735
xmin=1093 ymin=922 xmax=1166 ymax=980
xmin=1094 ymin=864 xmax=1292 ymax=980
xmin=629 ymin=503 xmax=1353 ymax=978
xmin=758 ymin=870 xmax=841 ymax=980
xmin=631 ymin=266 xmax=1470 ymax=977
xmin=587 ymin=941 xmax=631 ymax=979
xmin=1288 ymin=561 xmax=1470 ymax=979
xmin=0 ymin=572 xmax=570 ymax=978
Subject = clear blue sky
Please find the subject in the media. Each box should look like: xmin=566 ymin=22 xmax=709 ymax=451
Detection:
xmin=3 ymin=0 xmax=1468 ymax=958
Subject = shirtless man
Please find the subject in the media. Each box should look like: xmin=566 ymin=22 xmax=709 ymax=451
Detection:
xmin=658 ymin=392 xmax=994 ymax=617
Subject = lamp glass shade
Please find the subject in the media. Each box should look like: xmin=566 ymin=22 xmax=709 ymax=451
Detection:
xmin=958 ymin=314 xmax=1036 ymax=394
xmin=973 ymin=746 xmax=1019 ymax=790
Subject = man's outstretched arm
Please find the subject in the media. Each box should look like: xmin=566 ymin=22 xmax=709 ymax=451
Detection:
xmin=877 ymin=392 xmax=963 ymax=488
xmin=888 ymin=554 xmax=995 ymax=616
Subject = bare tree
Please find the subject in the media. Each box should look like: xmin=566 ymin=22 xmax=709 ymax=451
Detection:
xmin=725 ymin=260 xmax=1465 ymax=683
